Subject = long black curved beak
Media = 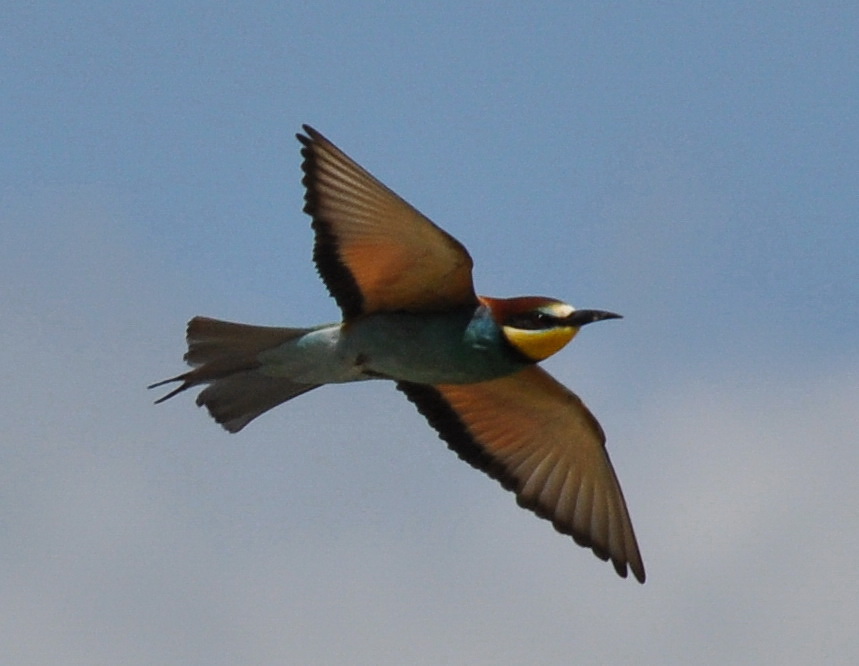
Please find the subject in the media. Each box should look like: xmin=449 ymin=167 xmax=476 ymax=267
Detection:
xmin=563 ymin=309 xmax=622 ymax=327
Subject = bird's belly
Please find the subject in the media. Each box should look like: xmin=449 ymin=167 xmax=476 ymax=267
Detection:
xmin=257 ymin=324 xmax=365 ymax=384
xmin=342 ymin=312 xmax=525 ymax=385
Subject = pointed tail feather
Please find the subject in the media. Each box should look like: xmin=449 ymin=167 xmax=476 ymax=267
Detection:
xmin=150 ymin=316 xmax=320 ymax=431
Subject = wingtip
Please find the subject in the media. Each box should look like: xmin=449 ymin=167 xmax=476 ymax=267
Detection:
xmin=631 ymin=559 xmax=647 ymax=584
xmin=616 ymin=558 xmax=646 ymax=584
xmin=573 ymin=526 xmax=644 ymax=583
xmin=297 ymin=124 xmax=322 ymax=144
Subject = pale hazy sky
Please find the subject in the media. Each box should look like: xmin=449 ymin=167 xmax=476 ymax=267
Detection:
xmin=2 ymin=4 xmax=858 ymax=664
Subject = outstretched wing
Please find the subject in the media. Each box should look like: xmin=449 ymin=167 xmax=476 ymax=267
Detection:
xmin=398 ymin=366 xmax=645 ymax=582
xmin=298 ymin=126 xmax=477 ymax=319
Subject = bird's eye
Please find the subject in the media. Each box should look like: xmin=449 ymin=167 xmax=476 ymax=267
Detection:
xmin=507 ymin=311 xmax=554 ymax=330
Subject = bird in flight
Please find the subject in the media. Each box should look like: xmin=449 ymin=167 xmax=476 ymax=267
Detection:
xmin=151 ymin=126 xmax=645 ymax=583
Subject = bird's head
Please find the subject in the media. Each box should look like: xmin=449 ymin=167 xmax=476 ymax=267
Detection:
xmin=481 ymin=296 xmax=621 ymax=362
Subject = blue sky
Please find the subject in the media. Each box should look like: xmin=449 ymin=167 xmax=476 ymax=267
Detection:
xmin=2 ymin=3 xmax=858 ymax=664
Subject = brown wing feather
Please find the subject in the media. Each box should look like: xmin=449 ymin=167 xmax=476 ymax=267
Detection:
xmin=398 ymin=366 xmax=645 ymax=583
xmin=298 ymin=126 xmax=477 ymax=318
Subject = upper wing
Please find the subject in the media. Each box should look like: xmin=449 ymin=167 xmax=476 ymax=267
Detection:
xmin=398 ymin=366 xmax=645 ymax=582
xmin=298 ymin=126 xmax=477 ymax=319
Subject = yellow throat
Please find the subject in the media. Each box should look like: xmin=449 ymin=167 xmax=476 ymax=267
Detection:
xmin=502 ymin=325 xmax=578 ymax=362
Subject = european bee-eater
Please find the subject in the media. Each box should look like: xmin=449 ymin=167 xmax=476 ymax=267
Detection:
xmin=151 ymin=126 xmax=645 ymax=583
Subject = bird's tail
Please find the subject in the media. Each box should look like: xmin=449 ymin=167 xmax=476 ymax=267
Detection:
xmin=149 ymin=316 xmax=321 ymax=432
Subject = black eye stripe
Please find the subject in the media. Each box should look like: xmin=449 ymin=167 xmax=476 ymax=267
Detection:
xmin=506 ymin=311 xmax=557 ymax=330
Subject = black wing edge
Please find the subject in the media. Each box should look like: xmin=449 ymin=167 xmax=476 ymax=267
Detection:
xmin=296 ymin=126 xmax=365 ymax=319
